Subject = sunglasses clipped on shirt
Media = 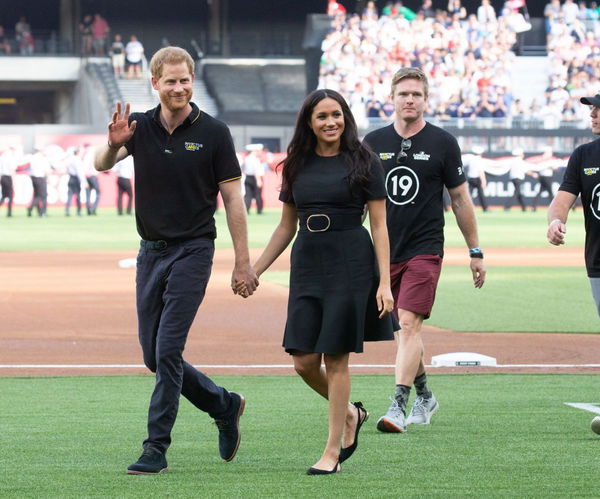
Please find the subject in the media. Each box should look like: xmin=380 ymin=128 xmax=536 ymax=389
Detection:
xmin=396 ymin=139 xmax=412 ymax=164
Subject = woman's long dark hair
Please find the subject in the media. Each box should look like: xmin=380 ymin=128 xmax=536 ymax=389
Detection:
xmin=280 ymin=89 xmax=376 ymax=191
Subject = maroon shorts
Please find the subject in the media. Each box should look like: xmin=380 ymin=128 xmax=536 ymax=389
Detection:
xmin=390 ymin=254 xmax=443 ymax=320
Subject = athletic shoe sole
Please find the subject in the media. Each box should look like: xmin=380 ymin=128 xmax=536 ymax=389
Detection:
xmin=376 ymin=417 xmax=406 ymax=433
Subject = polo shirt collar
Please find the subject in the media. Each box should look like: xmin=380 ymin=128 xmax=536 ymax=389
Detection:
xmin=151 ymin=102 xmax=201 ymax=127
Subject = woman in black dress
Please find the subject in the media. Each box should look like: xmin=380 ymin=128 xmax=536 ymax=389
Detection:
xmin=250 ymin=89 xmax=396 ymax=474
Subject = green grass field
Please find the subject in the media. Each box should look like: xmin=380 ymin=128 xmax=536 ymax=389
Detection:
xmin=0 ymin=206 xmax=587 ymax=251
xmin=1 ymin=374 xmax=599 ymax=498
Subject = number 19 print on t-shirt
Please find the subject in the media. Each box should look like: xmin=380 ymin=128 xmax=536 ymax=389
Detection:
xmin=591 ymin=182 xmax=600 ymax=221
xmin=385 ymin=166 xmax=420 ymax=205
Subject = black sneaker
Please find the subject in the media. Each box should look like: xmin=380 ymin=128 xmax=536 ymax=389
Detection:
xmin=214 ymin=392 xmax=245 ymax=462
xmin=126 ymin=448 xmax=168 ymax=475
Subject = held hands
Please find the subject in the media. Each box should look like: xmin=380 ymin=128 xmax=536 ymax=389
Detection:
xmin=108 ymin=102 xmax=137 ymax=149
xmin=547 ymin=220 xmax=566 ymax=246
xmin=231 ymin=264 xmax=259 ymax=299
xmin=470 ymin=258 xmax=486 ymax=289
xmin=376 ymin=285 xmax=394 ymax=319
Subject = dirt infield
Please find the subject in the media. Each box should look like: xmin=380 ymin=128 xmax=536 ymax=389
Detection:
xmin=1 ymin=247 xmax=598 ymax=377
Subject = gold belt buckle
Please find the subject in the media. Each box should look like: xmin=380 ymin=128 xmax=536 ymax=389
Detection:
xmin=306 ymin=214 xmax=331 ymax=232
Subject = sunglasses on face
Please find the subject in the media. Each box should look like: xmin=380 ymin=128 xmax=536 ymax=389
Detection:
xmin=396 ymin=139 xmax=412 ymax=164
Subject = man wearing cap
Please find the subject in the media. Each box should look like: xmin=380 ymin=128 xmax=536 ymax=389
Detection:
xmin=547 ymin=92 xmax=600 ymax=317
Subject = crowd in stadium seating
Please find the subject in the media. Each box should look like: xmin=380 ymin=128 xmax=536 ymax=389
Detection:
xmin=0 ymin=17 xmax=35 ymax=55
xmin=319 ymin=0 xmax=600 ymax=125
xmin=544 ymin=0 xmax=600 ymax=125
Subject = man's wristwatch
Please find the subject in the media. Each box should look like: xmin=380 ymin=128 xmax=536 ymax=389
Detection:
xmin=469 ymin=247 xmax=484 ymax=259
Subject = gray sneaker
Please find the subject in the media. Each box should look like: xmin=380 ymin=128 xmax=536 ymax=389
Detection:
xmin=376 ymin=397 xmax=407 ymax=433
xmin=406 ymin=394 xmax=439 ymax=425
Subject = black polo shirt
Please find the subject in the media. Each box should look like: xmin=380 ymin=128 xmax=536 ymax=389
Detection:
xmin=558 ymin=137 xmax=600 ymax=277
xmin=125 ymin=102 xmax=241 ymax=241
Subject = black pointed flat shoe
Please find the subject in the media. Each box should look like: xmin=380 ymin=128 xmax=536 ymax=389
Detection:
xmin=306 ymin=461 xmax=341 ymax=475
xmin=339 ymin=401 xmax=369 ymax=463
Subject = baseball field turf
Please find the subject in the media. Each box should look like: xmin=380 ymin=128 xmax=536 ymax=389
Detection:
xmin=1 ymin=207 xmax=599 ymax=497
xmin=1 ymin=374 xmax=599 ymax=498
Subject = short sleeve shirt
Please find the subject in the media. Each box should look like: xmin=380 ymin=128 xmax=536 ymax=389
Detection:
xmin=364 ymin=122 xmax=465 ymax=261
xmin=279 ymin=154 xmax=386 ymax=216
xmin=125 ymin=102 xmax=241 ymax=241
xmin=558 ymin=137 xmax=600 ymax=277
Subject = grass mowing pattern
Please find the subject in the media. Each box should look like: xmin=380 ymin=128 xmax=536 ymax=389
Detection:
xmin=0 ymin=207 xmax=586 ymax=251
xmin=1 ymin=374 xmax=599 ymax=498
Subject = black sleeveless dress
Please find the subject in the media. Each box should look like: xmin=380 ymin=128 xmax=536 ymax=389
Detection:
xmin=279 ymin=154 xmax=397 ymax=354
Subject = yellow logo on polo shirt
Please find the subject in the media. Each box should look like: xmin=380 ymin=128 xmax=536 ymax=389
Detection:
xmin=185 ymin=142 xmax=203 ymax=151
xmin=379 ymin=152 xmax=395 ymax=160
xmin=584 ymin=167 xmax=599 ymax=176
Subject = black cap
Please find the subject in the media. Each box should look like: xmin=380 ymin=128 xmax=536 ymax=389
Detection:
xmin=580 ymin=94 xmax=600 ymax=107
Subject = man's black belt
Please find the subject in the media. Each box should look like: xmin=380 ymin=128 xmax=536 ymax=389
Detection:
xmin=140 ymin=239 xmax=187 ymax=250
xmin=298 ymin=212 xmax=362 ymax=233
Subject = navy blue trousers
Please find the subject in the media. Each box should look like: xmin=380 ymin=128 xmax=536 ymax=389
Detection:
xmin=136 ymin=238 xmax=232 ymax=453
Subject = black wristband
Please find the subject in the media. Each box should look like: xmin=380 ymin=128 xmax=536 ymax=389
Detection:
xmin=469 ymin=247 xmax=483 ymax=258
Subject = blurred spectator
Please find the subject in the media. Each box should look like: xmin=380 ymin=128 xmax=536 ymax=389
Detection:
xmin=476 ymin=91 xmax=496 ymax=117
xmin=91 ymin=13 xmax=110 ymax=56
xmin=82 ymin=143 xmax=100 ymax=215
xmin=0 ymin=26 xmax=12 ymax=54
xmin=15 ymin=16 xmax=30 ymax=43
xmin=15 ymin=17 xmax=34 ymax=56
xmin=0 ymin=146 xmax=18 ymax=217
xmin=380 ymin=97 xmax=395 ymax=120
xmin=327 ymin=0 xmax=347 ymax=16
xmin=64 ymin=148 xmax=86 ymax=217
xmin=530 ymin=146 xmax=556 ymax=212
xmin=79 ymin=14 xmax=93 ymax=55
xmin=504 ymin=148 xmax=527 ymax=212
xmin=544 ymin=0 xmax=562 ymax=38
xmin=420 ymin=0 xmax=436 ymax=18
xmin=457 ymin=96 xmax=477 ymax=119
xmin=366 ymin=96 xmax=383 ymax=117
xmin=464 ymin=146 xmax=488 ymax=212
xmin=242 ymin=145 xmax=265 ymax=215
xmin=125 ymin=35 xmax=144 ymax=79
xmin=562 ymin=0 xmax=581 ymax=26
xmin=448 ymin=0 xmax=467 ymax=19
xmin=110 ymin=34 xmax=125 ymax=78
xmin=27 ymin=146 xmax=51 ymax=217
xmin=362 ymin=1 xmax=378 ymax=19
xmin=477 ymin=0 xmax=497 ymax=24
xmin=114 ymin=155 xmax=134 ymax=215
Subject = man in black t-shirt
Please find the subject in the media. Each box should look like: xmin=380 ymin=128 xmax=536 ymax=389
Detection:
xmin=547 ymin=93 xmax=600 ymax=317
xmin=95 ymin=46 xmax=258 ymax=475
xmin=364 ymin=67 xmax=486 ymax=434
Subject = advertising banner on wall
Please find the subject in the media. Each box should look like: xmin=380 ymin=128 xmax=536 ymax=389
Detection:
xmin=1 ymin=135 xmax=572 ymax=211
